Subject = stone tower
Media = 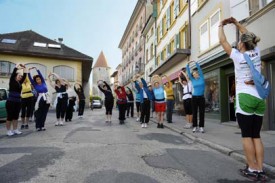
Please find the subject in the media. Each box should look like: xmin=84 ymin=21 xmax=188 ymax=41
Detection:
xmin=92 ymin=51 xmax=111 ymax=99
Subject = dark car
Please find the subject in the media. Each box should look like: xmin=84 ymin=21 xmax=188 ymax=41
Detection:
xmin=0 ymin=88 xmax=8 ymax=121
xmin=91 ymin=100 xmax=102 ymax=109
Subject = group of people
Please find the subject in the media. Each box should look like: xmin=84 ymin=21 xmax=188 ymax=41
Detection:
xmin=95 ymin=16 xmax=268 ymax=181
xmin=5 ymin=65 xmax=86 ymax=136
xmin=4 ymin=16 xmax=268 ymax=181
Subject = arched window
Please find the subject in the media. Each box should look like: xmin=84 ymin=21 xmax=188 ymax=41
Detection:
xmin=26 ymin=63 xmax=47 ymax=78
xmin=0 ymin=61 xmax=15 ymax=77
xmin=53 ymin=65 xmax=74 ymax=81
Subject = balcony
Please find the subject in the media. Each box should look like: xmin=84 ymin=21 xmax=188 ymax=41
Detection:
xmin=149 ymin=48 xmax=190 ymax=76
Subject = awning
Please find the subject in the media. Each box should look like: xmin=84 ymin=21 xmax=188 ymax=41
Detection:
xmin=149 ymin=48 xmax=190 ymax=77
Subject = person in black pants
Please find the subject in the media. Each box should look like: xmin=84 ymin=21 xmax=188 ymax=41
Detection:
xmin=48 ymin=73 xmax=69 ymax=126
xmin=98 ymin=80 xmax=114 ymax=123
xmin=28 ymin=67 xmax=50 ymax=131
xmin=5 ymin=64 xmax=27 ymax=136
xmin=65 ymin=83 xmax=76 ymax=122
xmin=126 ymin=87 xmax=134 ymax=118
xmin=74 ymin=83 xmax=86 ymax=118
xmin=114 ymin=84 xmax=127 ymax=124
xmin=133 ymin=74 xmax=153 ymax=128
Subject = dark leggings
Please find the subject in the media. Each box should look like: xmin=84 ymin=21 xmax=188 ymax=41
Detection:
xmin=192 ymin=96 xmax=205 ymax=127
xmin=56 ymin=96 xmax=68 ymax=119
xmin=35 ymin=98 xmax=50 ymax=129
xmin=78 ymin=100 xmax=85 ymax=116
xmin=21 ymin=97 xmax=33 ymax=118
xmin=140 ymin=99 xmax=150 ymax=123
xmin=118 ymin=103 xmax=127 ymax=120
xmin=105 ymin=99 xmax=114 ymax=115
xmin=127 ymin=102 xmax=134 ymax=117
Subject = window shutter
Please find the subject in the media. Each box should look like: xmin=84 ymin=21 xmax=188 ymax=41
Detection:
xmin=166 ymin=8 xmax=171 ymax=29
xmin=175 ymin=34 xmax=180 ymax=49
xmin=230 ymin=0 xmax=249 ymax=21
xmin=160 ymin=21 xmax=163 ymax=38
xmin=200 ymin=21 xmax=209 ymax=52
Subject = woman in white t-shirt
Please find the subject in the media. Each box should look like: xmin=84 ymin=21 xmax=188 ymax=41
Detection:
xmin=178 ymin=70 xmax=193 ymax=129
xmin=219 ymin=17 xmax=267 ymax=181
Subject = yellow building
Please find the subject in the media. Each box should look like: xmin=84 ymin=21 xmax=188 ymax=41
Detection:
xmin=0 ymin=30 xmax=93 ymax=106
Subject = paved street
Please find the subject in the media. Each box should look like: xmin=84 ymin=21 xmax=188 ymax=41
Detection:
xmin=0 ymin=108 xmax=268 ymax=183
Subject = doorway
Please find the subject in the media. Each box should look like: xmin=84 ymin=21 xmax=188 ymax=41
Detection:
xmin=228 ymin=75 xmax=236 ymax=121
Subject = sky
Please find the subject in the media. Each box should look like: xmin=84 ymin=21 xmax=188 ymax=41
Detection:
xmin=0 ymin=0 xmax=137 ymax=73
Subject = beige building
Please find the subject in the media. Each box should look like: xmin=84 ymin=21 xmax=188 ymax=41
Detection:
xmin=0 ymin=30 xmax=93 ymax=106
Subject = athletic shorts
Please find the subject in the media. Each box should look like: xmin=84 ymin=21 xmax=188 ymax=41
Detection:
xmin=183 ymin=98 xmax=192 ymax=115
xmin=155 ymin=102 xmax=166 ymax=112
xmin=6 ymin=100 xmax=21 ymax=121
xmin=237 ymin=113 xmax=263 ymax=138
xmin=236 ymin=93 xmax=265 ymax=116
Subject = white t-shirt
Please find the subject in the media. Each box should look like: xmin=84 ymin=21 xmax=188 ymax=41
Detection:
xmin=230 ymin=47 xmax=261 ymax=99
xmin=182 ymin=81 xmax=192 ymax=100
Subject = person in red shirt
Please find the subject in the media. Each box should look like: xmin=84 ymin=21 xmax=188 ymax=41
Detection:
xmin=114 ymin=85 xmax=127 ymax=124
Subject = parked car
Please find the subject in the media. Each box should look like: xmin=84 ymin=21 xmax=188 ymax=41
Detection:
xmin=0 ymin=88 xmax=8 ymax=121
xmin=91 ymin=99 xmax=102 ymax=109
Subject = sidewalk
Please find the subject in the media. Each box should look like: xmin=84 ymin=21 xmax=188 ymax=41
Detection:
xmin=150 ymin=113 xmax=275 ymax=175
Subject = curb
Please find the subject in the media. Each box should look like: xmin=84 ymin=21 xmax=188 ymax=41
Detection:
xmin=150 ymin=119 xmax=275 ymax=175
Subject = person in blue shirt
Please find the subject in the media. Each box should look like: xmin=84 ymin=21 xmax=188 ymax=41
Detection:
xmin=28 ymin=67 xmax=50 ymax=131
xmin=151 ymin=75 xmax=166 ymax=129
xmin=131 ymin=82 xmax=141 ymax=122
xmin=186 ymin=60 xmax=205 ymax=133
xmin=133 ymin=74 xmax=153 ymax=128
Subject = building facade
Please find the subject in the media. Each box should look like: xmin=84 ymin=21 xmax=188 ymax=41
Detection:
xmin=92 ymin=51 xmax=111 ymax=99
xmin=0 ymin=30 xmax=93 ymax=106
xmin=118 ymin=0 xmax=148 ymax=87
xmin=118 ymin=0 xmax=275 ymax=130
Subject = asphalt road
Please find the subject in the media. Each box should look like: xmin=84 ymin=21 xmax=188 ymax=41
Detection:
xmin=0 ymin=108 xmax=257 ymax=183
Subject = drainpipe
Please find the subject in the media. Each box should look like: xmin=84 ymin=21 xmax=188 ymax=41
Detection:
xmin=187 ymin=0 xmax=191 ymax=62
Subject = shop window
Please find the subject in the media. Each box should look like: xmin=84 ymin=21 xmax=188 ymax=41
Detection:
xmin=204 ymin=70 xmax=220 ymax=114
xmin=0 ymin=61 xmax=15 ymax=77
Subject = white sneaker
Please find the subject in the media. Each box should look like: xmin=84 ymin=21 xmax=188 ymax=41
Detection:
xmin=13 ymin=129 xmax=22 ymax=135
xmin=192 ymin=127 xmax=198 ymax=133
xmin=7 ymin=130 xmax=14 ymax=136
xmin=184 ymin=123 xmax=192 ymax=129
xmin=141 ymin=123 xmax=145 ymax=128
xmin=59 ymin=121 xmax=64 ymax=126
xmin=199 ymin=127 xmax=205 ymax=133
xmin=136 ymin=118 xmax=140 ymax=122
xmin=55 ymin=122 xmax=59 ymax=126
xmin=144 ymin=123 xmax=148 ymax=128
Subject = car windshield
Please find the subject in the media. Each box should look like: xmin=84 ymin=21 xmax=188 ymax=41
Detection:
xmin=93 ymin=100 xmax=100 ymax=103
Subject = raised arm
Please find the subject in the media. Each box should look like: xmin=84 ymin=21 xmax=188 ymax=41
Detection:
xmin=104 ymin=81 xmax=111 ymax=91
xmin=51 ymin=73 xmax=65 ymax=85
xmin=163 ymin=75 xmax=172 ymax=87
xmin=186 ymin=61 xmax=194 ymax=80
xmin=47 ymin=73 xmax=56 ymax=89
xmin=218 ymin=22 xmax=232 ymax=56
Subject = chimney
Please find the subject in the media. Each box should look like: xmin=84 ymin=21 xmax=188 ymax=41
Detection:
xmin=58 ymin=38 xmax=63 ymax=44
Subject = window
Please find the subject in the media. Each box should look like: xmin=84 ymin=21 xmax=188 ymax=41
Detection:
xmin=1 ymin=39 xmax=17 ymax=44
xmin=171 ymin=39 xmax=175 ymax=53
xmin=166 ymin=8 xmax=171 ymax=29
xmin=159 ymin=20 xmax=163 ymax=38
xmin=166 ymin=43 xmax=171 ymax=57
xmin=210 ymin=9 xmax=220 ymax=46
xmin=200 ymin=21 xmax=209 ymax=52
xmin=53 ymin=65 xmax=74 ymax=81
xmin=146 ymin=49 xmax=149 ymax=63
xmin=180 ymin=27 xmax=187 ymax=49
xmin=174 ymin=33 xmax=180 ymax=49
xmin=26 ymin=63 xmax=47 ymax=78
xmin=199 ymin=9 xmax=220 ymax=52
xmin=150 ymin=43 xmax=154 ymax=58
xmin=191 ymin=0 xmax=198 ymax=15
xmin=174 ymin=0 xmax=180 ymax=18
xmin=0 ymin=61 xmax=15 ymax=76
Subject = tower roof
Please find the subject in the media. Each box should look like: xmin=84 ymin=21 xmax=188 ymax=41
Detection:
xmin=93 ymin=51 xmax=109 ymax=68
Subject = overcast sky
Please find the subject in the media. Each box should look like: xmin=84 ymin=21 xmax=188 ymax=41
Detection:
xmin=0 ymin=0 xmax=137 ymax=73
